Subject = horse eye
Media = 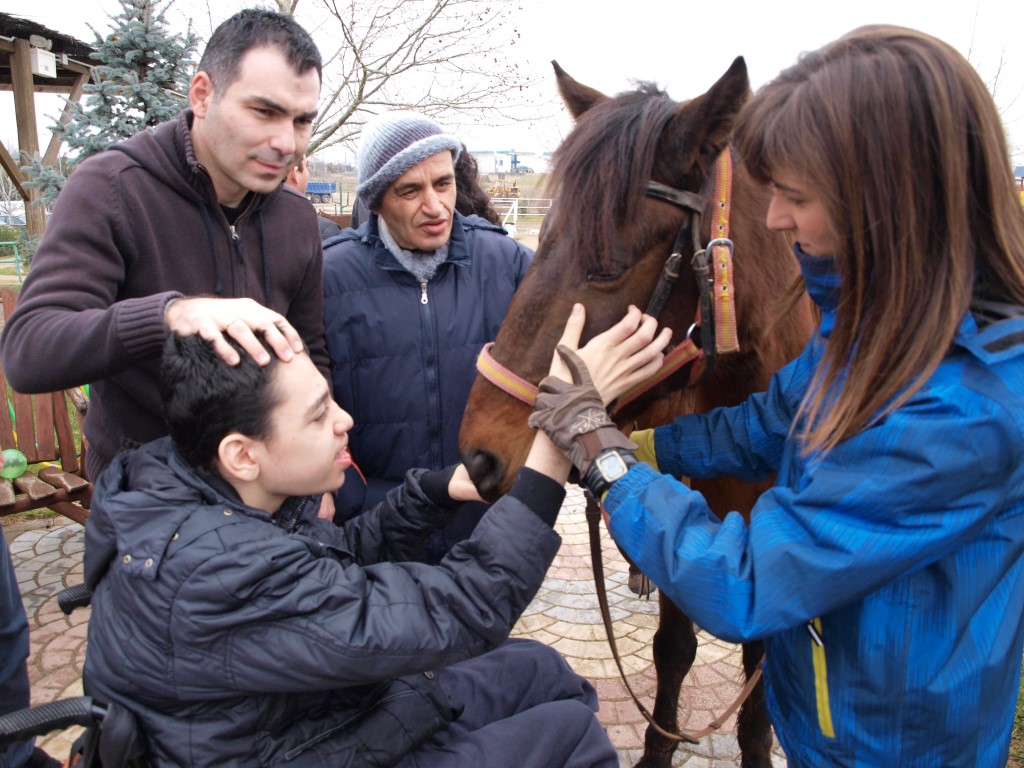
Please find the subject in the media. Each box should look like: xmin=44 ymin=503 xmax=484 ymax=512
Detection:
xmin=586 ymin=271 xmax=626 ymax=283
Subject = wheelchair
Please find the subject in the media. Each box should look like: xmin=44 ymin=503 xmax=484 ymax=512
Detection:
xmin=0 ymin=585 xmax=147 ymax=768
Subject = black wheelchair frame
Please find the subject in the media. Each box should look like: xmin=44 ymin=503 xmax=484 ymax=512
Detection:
xmin=0 ymin=585 xmax=147 ymax=768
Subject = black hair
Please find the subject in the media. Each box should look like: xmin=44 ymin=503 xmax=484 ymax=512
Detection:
xmin=454 ymin=147 xmax=501 ymax=225
xmin=198 ymin=8 xmax=322 ymax=92
xmin=160 ymin=333 xmax=282 ymax=469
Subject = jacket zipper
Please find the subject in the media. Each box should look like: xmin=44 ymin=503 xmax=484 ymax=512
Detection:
xmin=230 ymin=224 xmax=243 ymax=264
xmin=808 ymin=617 xmax=835 ymax=738
xmin=416 ymin=277 xmax=443 ymax=469
xmin=226 ymin=194 xmax=257 ymax=279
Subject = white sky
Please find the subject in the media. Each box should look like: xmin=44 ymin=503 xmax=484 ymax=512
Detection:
xmin=3 ymin=0 xmax=1023 ymax=168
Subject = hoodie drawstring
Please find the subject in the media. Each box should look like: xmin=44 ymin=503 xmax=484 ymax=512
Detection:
xmin=198 ymin=202 xmax=223 ymax=296
xmin=197 ymin=199 xmax=270 ymax=305
xmin=257 ymin=210 xmax=271 ymax=305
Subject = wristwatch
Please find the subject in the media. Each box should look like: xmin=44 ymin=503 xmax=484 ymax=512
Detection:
xmin=583 ymin=447 xmax=638 ymax=499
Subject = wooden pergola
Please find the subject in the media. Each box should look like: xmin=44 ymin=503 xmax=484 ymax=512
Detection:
xmin=0 ymin=13 xmax=94 ymax=238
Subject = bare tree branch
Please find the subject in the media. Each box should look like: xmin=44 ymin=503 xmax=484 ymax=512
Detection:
xmin=274 ymin=0 xmax=301 ymax=14
xmin=296 ymin=0 xmax=540 ymax=155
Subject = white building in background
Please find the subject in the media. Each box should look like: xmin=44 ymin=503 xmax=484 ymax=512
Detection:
xmin=469 ymin=150 xmax=551 ymax=175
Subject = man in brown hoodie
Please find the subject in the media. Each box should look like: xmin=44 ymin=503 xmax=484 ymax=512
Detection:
xmin=0 ymin=9 xmax=327 ymax=482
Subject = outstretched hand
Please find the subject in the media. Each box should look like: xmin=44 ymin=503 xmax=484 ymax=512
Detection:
xmin=165 ymin=297 xmax=305 ymax=366
xmin=449 ymin=464 xmax=485 ymax=503
xmin=548 ymin=304 xmax=671 ymax=404
xmin=527 ymin=304 xmax=670 ymax=475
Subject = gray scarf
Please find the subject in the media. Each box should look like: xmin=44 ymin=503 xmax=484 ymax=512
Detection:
xmin=377 ymin=217 xmax=449 ymax=283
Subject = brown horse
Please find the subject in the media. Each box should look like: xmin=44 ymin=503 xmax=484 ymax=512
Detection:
xmin=459 ymin=60 xmax=815 ymax=768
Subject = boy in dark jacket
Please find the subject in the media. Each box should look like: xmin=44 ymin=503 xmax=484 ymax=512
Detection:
xmin=82 ymin=314 xmax=665 ymax=766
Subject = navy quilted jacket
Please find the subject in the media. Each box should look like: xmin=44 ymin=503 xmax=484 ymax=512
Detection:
xmin=82 ymin=438 xmax=562 ymax=766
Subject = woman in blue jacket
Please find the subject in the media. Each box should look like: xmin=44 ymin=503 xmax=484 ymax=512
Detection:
xmin=530 ymin=25 xmax=1024 ymax=767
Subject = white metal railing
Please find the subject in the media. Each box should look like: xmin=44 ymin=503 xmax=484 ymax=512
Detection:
xmin=492 ymin=198 xmax=552 ymax=235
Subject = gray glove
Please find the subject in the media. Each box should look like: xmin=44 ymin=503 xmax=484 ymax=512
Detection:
xmin=527 ymin=345 xmax=637 ymax=474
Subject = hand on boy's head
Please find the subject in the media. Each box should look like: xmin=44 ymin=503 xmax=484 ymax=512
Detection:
xmin=550 ymin=304 xmax=671 ymax=405
xmin=165 ymin=297 xmax=305 ymax=366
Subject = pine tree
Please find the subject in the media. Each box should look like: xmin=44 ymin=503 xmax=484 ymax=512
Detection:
xmin=22 ymin=0 xmax=198 ymax=205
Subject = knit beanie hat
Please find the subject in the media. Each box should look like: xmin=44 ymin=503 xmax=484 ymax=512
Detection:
xmin=356 ymin=111 xmax=462 ymax=210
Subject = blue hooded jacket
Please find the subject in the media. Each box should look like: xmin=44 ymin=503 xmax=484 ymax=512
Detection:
xmin=607 ymin=249 xmax=1024 ymax=766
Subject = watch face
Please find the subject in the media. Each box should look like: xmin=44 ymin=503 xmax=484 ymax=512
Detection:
xmin=596 ymin=451 xmax=628 ymax=481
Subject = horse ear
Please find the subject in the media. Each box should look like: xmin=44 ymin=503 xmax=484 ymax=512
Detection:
xmin=553 ymin=60 xmax=608 ymax=119
xmin=665 ymin=56 xmax=751 ymax=169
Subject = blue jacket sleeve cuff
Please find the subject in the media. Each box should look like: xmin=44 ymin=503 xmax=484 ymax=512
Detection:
xmin=604 ymin=462 xmax=660 ymax=510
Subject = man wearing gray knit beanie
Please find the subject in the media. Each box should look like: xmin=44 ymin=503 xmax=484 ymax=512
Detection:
xmin=322 ymin=112 xmax=533 ymax=562
xmin=356 ymin=112 xmax=462 ymax=213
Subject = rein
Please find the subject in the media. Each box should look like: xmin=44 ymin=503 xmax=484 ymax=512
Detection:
xmin=475 ymin=151 xmax=738 ymax=411
xmin=584 ymin=490 xmax=763 ymax=744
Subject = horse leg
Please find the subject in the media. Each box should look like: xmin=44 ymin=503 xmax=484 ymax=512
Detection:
xmin=634 ymin=595 xmax=696 ymax=768
xmin=736 ymin=640 xmax=773 ymax=768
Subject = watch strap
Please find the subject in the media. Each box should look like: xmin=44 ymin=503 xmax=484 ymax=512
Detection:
xmin=577 ymin=426 xmax=639 ymax=469
xmin=583 ymin=447 xmax=638 ymax=499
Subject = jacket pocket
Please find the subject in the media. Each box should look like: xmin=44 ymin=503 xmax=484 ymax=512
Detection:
xmin=808 ymin=617 xmax=835 ymax=739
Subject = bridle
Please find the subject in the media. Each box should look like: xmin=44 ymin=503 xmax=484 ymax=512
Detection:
xmin=476 ymin=151 xmax=739 ymax=414
xmin=476 ymin=152 xmax=762 ymax=745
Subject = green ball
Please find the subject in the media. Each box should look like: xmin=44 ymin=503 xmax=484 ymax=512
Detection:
xmin=1 ymin=449 xmax=28 ymax=479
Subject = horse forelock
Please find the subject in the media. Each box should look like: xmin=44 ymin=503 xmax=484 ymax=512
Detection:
xmin=548 ymin=83 xmax=679 ymax=277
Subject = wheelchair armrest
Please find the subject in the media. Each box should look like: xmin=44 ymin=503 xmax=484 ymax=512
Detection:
xmin=0 ymin=697 xmax=107 ymax=746
xmin=58 ymin=583 xmax=93 ymax=615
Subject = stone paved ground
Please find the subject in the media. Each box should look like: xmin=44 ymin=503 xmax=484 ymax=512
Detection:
xmin=7 ymin=515 xmax=88 ymax=761
xmin=512 ymin=487 xmax=787 ymax=767
xmin=8 ymin=486 xmax=787 ymax=767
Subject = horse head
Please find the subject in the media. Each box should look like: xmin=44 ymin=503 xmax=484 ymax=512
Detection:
xmin=460 ymin=59 xmax=796 ymax=500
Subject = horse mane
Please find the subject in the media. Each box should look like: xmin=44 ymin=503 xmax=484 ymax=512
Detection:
xmin=547 ymin=82 xmax=679 ymax=277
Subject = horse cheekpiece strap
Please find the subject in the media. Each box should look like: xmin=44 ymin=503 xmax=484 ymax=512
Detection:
xmin=709 ymin=151 xmax=739 ymax=354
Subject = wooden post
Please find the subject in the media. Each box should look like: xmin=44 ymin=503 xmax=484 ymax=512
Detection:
xmin=11 ymin=39 xmax=46 ymax=239
xmin=43 ymin=70 xmax=89 ymax=167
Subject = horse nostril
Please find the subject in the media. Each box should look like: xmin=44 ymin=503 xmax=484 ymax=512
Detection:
xmin=464 ymin=449 xmax=504 ymax=503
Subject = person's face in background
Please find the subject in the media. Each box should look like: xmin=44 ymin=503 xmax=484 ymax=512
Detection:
xmin=285 ymin=157 xmax=311 ymax=195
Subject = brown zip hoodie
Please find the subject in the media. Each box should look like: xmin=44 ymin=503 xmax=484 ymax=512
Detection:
xmin=0 ymin=110 xmax=328 ymax=480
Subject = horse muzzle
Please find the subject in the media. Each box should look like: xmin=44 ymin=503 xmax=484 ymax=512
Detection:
xmin=462 ymin=448 xmax=508 ymax=503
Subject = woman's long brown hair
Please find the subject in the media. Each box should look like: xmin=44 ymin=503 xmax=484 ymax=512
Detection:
xmin=734 ymin=25 xmax=1024 ymax=455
